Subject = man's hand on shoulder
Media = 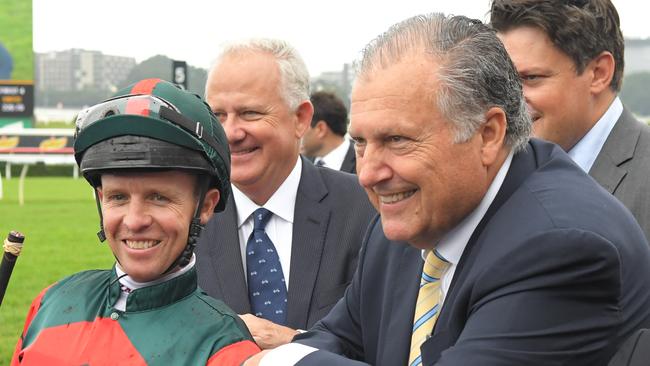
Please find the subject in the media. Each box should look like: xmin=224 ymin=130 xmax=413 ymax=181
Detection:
xmin=240 ymin=314 xmax=300 ymax=349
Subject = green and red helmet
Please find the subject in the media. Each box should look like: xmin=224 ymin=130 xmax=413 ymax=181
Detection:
xmin=73 ymin=78 xmax=230 ymax=212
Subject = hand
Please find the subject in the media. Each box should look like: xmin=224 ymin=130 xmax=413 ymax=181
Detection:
xmin=242 ymin=350 xmax=270 ymax=366
xmin=240 ymin=313 xmax=300 ymax=349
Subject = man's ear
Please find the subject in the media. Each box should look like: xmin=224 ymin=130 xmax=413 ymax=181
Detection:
xmin=295 ymin=100 xmax=314 ymax=138
xmin=314 ymin=120 xmax=328 ymax=138
xmin=200 ymin=188 xmax=221 ymax=224
xmin=479 ymin=107 xmax=507 ymax=166
xmin=588 ymin=51 xmax=615 ymax=94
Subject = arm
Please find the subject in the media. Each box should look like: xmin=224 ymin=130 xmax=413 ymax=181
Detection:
xmin=245 ymin=218 xmax=383 ymax=366
xmin=11 ymin=285 xmax=53 ymax=365
xmin=239 ymin=314 xmax=299 ymax=349
xmin=434 ymin=230 xmax=623 ymax=366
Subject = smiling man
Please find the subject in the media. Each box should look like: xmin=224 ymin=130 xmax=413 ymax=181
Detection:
xmin=11 ymin=79 xmax=260 ymax=365
xmin=196 ymin=39 xmax=375 ymax=349
xmin=244 ymin=13 xmax=650 ymax=366
xmin=490 ymin=0 xmax=650 ymax=240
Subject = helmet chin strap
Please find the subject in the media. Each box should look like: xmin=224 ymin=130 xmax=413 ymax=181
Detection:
xmin=163 ymin=176 xmax=210 ymax=273
xmin=94 ymin=189 xmax=107 ymax=242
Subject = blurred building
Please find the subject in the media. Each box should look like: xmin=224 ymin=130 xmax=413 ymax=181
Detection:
xmin=625 ymin=39 xmax=650 ymax=75
xmin=35 ymin=49 xmax=135 ymax=92
xmin=311 ymin=63 xmax=354 ymax=108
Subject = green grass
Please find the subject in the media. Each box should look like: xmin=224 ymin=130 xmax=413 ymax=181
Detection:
xmin=0 ymin=0 xmax=33 ymax=80
xmin=0 ymin=177 xmax=114 ymax=362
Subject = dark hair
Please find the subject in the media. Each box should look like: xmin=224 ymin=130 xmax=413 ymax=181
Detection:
xmin=490 ymin=0 xmax=624 ymax=92
xmin=310 ymin=91 xmax=349 ymax=136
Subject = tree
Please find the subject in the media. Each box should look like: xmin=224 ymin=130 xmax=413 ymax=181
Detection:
xmin=119 ymin=55 xmax=207 ymax=96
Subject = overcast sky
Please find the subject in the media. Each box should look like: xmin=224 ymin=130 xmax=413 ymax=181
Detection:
xmin=33 ymin=0 xmax=649 ymax=76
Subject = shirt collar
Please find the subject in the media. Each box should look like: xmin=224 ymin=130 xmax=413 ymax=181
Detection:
xmin=431 ymin=150 xmax=514 ymax=266
xmin=568 ymin=97 xmax=623 ymax=172
xmin=318 ymin=138 xmax=350 ymax=170
xmin=111 ymin=255 xmax=198 ymax=311
xmin=232 ymin=157 xmax=302 ymax=226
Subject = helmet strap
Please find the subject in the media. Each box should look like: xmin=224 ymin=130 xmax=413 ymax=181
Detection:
xmin=163 ymin=175 xmax=210 ymax=274
xmin=93 ymin=189 xmax=107 ymax=242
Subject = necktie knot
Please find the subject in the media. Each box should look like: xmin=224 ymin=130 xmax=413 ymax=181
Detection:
xmin=253 ymin=208 xmax=272 ymax=231
xmin=315 ymin=158 xmax=326 ymax=167
xmin=422 ymin=250 xmax=451 ymax=281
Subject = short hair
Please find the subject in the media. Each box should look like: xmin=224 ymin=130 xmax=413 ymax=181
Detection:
xmin=208 ymin=38 xmax=310 ymax=110
xmin=357 ymin=13 xmax=531 ymax=152
xmin=490 ymin=0 xmax=624 ymax=92
xmin=310 ymin=91 xmax=349 ymax=136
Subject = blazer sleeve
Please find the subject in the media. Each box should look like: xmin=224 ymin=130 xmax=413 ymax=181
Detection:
xmin=293 ymin=218 xmax=380 ymax=363
xmin=431 ymin=229 xmax=623 ymax=366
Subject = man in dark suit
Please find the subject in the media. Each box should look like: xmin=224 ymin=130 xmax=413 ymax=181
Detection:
xmin=197 ymin=38 xmax=375 ymax=350
xmin=301 ymin=91 xmax=357 ymax=174
xmin=244 ymin=14 xmax=650 ymax=366
xmin=491 ymin=0 xmax=650 ymax=240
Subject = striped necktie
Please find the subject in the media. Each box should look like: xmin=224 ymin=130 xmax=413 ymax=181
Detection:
xmin=408 ymin=250 xmax=451 ymax=366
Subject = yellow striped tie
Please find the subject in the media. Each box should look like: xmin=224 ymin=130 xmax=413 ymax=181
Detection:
xmin=408 ymin=250 xmax=451 ymax=366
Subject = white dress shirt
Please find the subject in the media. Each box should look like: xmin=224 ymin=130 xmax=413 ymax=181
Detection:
xmin=315 ymin=138 xmax=350 ymax=171
xmin=568 ymin=97 xmax=623 ymax=173
xmin=260 ymin=151 xmax=515 ymax=365
xmin=232 ymin=157 xmax=302 ymax=290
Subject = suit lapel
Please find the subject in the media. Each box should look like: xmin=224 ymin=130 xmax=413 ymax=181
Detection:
xmin=210 ymin=197 xmax=251 ymax=313
xmin=286 ymin=157 xmax=331 ymax=329
xmin=340 ymin=142 xmax=357 ymax=174
xmin=424 ymin=141 xmax=543 ymax=364
xmin=589 ymin=108 xmax=640 ymax=193
xmin=381 ymin=245 xmax=424 ymax=364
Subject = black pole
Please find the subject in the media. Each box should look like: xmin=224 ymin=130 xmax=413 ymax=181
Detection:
xmin=0 ymin=231 xmax=24 ymax=307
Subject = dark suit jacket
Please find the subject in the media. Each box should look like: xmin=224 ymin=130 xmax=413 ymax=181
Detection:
xmin=340 ymin=141 xmax=356 ymax=174
xmin=590 ymin=107 xmax=650 ymax=241
xmin=294 ymin=139 xmax=650 ymax=366
xmin=196 ymin=156 xmax=376 ymax=330
xmin=608 ymin=329 xmax=650 ymax=366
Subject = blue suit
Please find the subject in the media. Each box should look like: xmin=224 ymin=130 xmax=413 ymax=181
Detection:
xmin=295 ymin=139 xmax=650 ymax=366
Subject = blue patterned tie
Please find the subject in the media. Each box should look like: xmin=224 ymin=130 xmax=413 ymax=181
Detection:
xmin=246 ymin=208 xmax=288 ymax=325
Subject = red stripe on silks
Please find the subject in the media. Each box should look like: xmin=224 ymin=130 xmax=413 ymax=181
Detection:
xmin=129 ymin=78 xmax=161 ymax=95
xmin=15 ymin=317 xmax=146 ymax=365
xmin=207 ymin=340 xmax=261 ymax=366
xmin=12 ymin=285 xmax=55 ymax=366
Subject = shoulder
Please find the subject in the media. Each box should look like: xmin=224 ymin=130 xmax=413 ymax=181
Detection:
xmin=44 ymin=270 xmax=111 ymax=297
xmin=189 ymin=290 xmax=251 ymax=332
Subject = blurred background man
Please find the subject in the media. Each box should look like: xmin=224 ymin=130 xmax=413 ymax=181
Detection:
xmin=491 ymin=0 xmax=650 ymax=240
xmin=197 ymin=39 xmax=375 ymax=349
xmin=301 ymin=91 xmax=356 ymax=173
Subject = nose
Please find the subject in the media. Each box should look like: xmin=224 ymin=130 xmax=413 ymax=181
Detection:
xmin=357 ymin=145 xmax=392 ymax=190
xmin=221 ymin=114 xmax=246 ymax=145
xmin=122 ymin=200 xmax=153 ymax=232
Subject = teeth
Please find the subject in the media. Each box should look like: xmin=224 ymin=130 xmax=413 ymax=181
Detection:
xmin=125 ymin=240 xmax=159 ymax=249
xmin=232 ymin=147 xmax=256 ymax=154
xmin=379 ymin=190 xmax=416 ymax=204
